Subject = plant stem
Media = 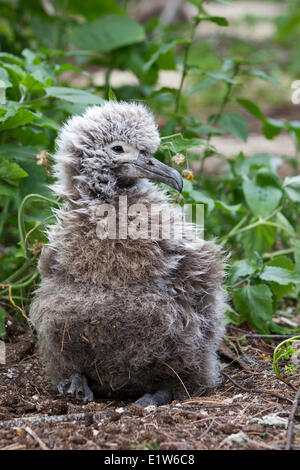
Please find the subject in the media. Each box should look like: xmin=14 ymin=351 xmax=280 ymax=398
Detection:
xmin=263 ymin=248 xmax=295 ymax=259
xmin=219 ymin=207 xmax=291 ymax=245
xmin=0 ymin=261 xmax=31 ymax=285
xmin=200 ymin=64 xmax=239 ymax=173
xmin=18 ymin=194 xmax=59 ymax=253
xmin=219 ymin=214 xmax=248 ymax=245
xmin=0 ymin=271 xmax=39 ymax=294
xmin=175 ymin=18 xmax=199 ymax=113
xmin=236 ymin=220 xmax=294 ymax=238
xmin=210 ymin=79 xmax=235 ymax=128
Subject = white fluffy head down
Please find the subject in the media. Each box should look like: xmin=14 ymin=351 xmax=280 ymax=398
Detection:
xmin=52 ymin=101 xmax=161 ymax=200
xmin=59 ymin=101 xmax=160 ymax=155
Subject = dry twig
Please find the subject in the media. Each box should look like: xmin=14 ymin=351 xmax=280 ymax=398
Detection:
xmin=221 ymin=370 xmax=293 ymax=404
xmin=23 ymin=426 xmax=49 ymax=450
xmin=218 ymin=343 xmax=256 ymax=373
xmin=246 ymin=335 xmax=297 ymax=340
xmin=161 ymin=360 xmax=191 ymax=399
xmin=0 ymin=409 xmax=113 ymax=429
xmin=285 ymin=388 xmax=300 ymax=450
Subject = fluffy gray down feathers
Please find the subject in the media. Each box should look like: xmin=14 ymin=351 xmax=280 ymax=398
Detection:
xmin=30 ymin=101 xmax=226 ymax=400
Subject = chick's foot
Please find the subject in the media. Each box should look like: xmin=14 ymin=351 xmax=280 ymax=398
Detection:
xmin=133 ymin=390 xmax=172 ymax=407
xmin=58 ymin=372 xmax=94 ymax=404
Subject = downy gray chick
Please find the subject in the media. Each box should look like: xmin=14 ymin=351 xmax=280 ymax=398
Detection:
xmin=30 ymin=102 xmax=226 ymax=406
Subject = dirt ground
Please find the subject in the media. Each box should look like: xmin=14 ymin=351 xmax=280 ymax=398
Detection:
xmin=0 ymin=315 xmax=299 ymax=451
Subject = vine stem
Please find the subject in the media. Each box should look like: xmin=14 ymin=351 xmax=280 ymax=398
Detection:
xmin=273 ymin=336 xmax=300 ymax=388
xmin=0 ymin=271 xmax=39 ymax=293
xmin=235 ymin=220 xmax=294 ymax=238
xmin=1 ymin=261 xmax=33 ymax=285
xmin=199 ymin=64 xmax=239 ymax=173
xmin=219 ymin=207 xmax=293 ymax=245
xmin=175 ymin=18 xmax=199 ymax=113
xmin=219 ymin=214 xmax=248 ymax=245
xmin=24 ymin=215 xmax=55 ymax=250
xmin=263 ymin=248 xmax=295 ymax=259
xmin=18 ymin=194 xmax=59 ymax=253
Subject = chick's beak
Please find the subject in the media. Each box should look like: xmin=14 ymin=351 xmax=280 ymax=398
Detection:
xmin=117 ymin=154 xmax=183 ymax=192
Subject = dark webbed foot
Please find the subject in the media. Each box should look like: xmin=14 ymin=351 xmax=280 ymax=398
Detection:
xmin=133 ymin=390 xmax=172 ymax=407
xmin=58 ymin=372 xmax=94 ymax=404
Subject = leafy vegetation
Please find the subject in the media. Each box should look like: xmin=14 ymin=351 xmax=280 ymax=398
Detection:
xmin=273 ymin=336 xmax=300 ymax=384
xmin=0 ymin=0 xmax=299 ymax=338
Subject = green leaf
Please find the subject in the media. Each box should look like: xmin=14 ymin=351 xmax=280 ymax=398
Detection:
xmin=108 ymin=87 xmax=117 ymax=102
xmin=0 ymin=144 xmax=39 ymax=162
xmin=0 ymin=52 xmax=24 ymax=66
xmin=234 ymin=283 xmax=274 ymax=333
xmin=143 ymin=41 xmax=177 ymax=71
xmin=0 ymin=182 xmax=19 ymax=198
xmin=67 ymin=0 xmax=123 ymax=20
xmin=181 ymin=180 xmax=215 ymax=213
xmin=220 ymin=112 xmax=248 ymax=142
xmin=0 ymin=156 xmax=28 ymax=186
xmin=237 ymin=98 xmax=265 ymax=121
xmin=55 ymin=102 xmax=90 ymax=116
xmin=283 ymin=175 xmax=300 ymax=202
xmin=243 ymin=224 xmax=276 ymax=259
xmin=33 ymin=116 xmax=60 ymax=131
xmin=11 ymin=128 xmax=49 ymax=147
xmin=198 ymin=125 xmax=224 ymax=135
xmin=215 ymin=200 xmax=242 ymax=213
xmin=22 ymin=72 xmax=51 ymax=93
xmin=45 ymin=86 xmax=104 ymax=105
xmin=260 ymin=266 xmax=300 ymax=285
xmin=265 ymin=256 xmax=296 ymax=301
xmin=55 ymin=63 xmax=86 ymax=76
xmin=70 ymin=15 xmax=145 ymax=53
xmin=242 ymin=178 xmax=282 ymax=218
xmin=186 ymin=77 xmax=217 ymax=96
xmin=0 ymin=108 xmax=39 ymax=130
xmin=19 ymin=161 xmax=51 ymax=198
xmin=240 ymin=153 xmax=282 ymax=176
xmin=276 ymin=212 xmax=296 ymax=238
xmin=162 ymin=137 xmax=205 ymax=153
xmin=0 ymin=63 xmax=25 ymax=87
xmin=255 ymin=169 xmax=282 ymax=189
xmin=198 ymin=16 xmax=229 ymax=26
xmin=185 ymin=0 xmax=203 ymax=7
xmin=206 ymin=72 xmax=237 ymax=84
xmin=229 ymin=260 xmax=256 ymax=285
xmin=243 ymin=70 xmax=280 ymax=85
xmin=146 ymin=87 xmax=177 ymax=99
xmin=224 ymin=305 xmax=244 ymax=326
xmin=263 ymin=118 xmax=284 ymax=140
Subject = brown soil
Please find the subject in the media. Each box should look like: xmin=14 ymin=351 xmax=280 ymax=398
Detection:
xmin=0 ymin=315 xmax=299 ymax=451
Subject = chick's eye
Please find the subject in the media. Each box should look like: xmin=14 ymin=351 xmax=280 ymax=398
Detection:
xmin=112 ymin=145 xmax=124 ymax=153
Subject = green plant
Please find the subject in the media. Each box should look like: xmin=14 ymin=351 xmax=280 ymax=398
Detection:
xmin=0 ymin=0 xmax=299 ymax=338
xmin=0 ymin=47 xmax=104 ymax=333
xmin=273 ymin=336 xmax=300 ymax=385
